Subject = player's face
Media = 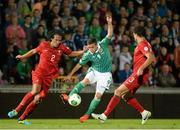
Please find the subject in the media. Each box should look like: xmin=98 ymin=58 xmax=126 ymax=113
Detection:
xmin=87 ymin=43 xmax=98 ymax=53
xmin=51 ymin=34 xmax=62 ymax=47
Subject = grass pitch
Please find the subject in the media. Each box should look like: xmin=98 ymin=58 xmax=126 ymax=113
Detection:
xmin=0 ymin=119 xmax=180 ymax=129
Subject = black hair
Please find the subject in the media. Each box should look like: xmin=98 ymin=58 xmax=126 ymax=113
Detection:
xmin=134 ymin=27 xmax=145 ymax=37
xmin=47 ymin=29 xmax=64 ymax=41
xmin=87 ymin=37 xmax=97 ymax=45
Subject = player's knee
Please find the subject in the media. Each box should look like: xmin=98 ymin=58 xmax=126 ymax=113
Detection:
xmin=122 ymin=92 xmax=134 ymax=102
xmin=81 ymin=78 xmax=89 ymax=86
xmin=114 ymin=88 xmax=124 ymax=96
xmin=34 ymin=95 xmax=43 ymax=104
xmin=95 ymin=93 xmax=102 ymax=99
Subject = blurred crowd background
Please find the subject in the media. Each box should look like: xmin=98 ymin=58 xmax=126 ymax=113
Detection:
xmin=0 ymin=0 xmax=179 ymax=88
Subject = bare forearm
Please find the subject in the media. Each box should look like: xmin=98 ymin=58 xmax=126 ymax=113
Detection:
xmin=69 ymin=50 xmax=84 ymax=57
xmin=69 ymin=63 xmax=82 ymax=76
xmin=22 ymin=49 xmax=37 ymax=59
xmin=107 ymin=22 xmax=113 ymax=39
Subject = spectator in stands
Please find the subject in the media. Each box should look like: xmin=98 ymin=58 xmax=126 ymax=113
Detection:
xmin=89 ymin=17 xmax=102 ymax=41
xmin=5 ymin=13 xmax=26 ymax=50
xmin=16 ymin=57 xmax=31 ymax=84
xmin=22 ymin=15 xmax=33 ymax=49
xmin=157 ymin=64 xmax=176 ymax=87
xmin=160 ymin=25 xmax=174 ymax=53
xmin=73 ymin=24 xmax=88 ymax=50
xmin=49 ymin=17 xmax=62 ymax=32
xmin=31 ymin=9 xmax=41 ymax=29
xmin=63 ymin=30 xmax=77 ymax=74
xmin=118 ymin=63 xmax=132 ymax=83
xmin=72 ymin=1 xmax=85 ymax=19
xmin=157 ymin=47 xmax=171 ymax=67
xmin=78 ymin=16 xmax=89 ymax=35
xmin=152 ymin=37 xmax=161 ymax=57
xmin=17 ymin=0 xmax=31 ymax=18
xmin=118 ymin=46 xmax=132 ymax=71
xmin=131 ymin=6 xmax=147 ymax=22
xmin=127 ymin=1 xmax=135 ymax=17
xmin=63 ymin=17 xmax=76 ymax=33
xmin=171 ymin=20 xmax=179 ymax=46
xmin=5 ymin=0 xmax=17 ymax=19
xmin=99 ymin=2 xmax=109 ymax=26
xmin=157 ymin=0 xmax=168 ymax=18
xmin=61 ymin=7 xmax=78 ymax=29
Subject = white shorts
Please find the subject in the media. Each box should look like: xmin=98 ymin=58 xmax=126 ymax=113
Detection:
xmin=85 ymin=68 xmax=113 ymax=94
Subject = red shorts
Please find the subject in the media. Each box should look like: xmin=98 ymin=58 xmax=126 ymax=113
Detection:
xmin=123 ymin=70 xmax=149 ymax=94
xmin=32 ymin=71 xmax=57 ymax=98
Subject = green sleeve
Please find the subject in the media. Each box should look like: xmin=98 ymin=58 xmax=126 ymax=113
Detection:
xmin=99 ymin=37 xmax=111 ymax=48
xmin=79 ymin=52 xmax=90 ymax=65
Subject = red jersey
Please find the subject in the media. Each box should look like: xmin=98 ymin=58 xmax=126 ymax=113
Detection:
xmin=34 ymin=41 xmax=72 ymax=76
xmin=133 ymin=40 xmax=153 ymax=73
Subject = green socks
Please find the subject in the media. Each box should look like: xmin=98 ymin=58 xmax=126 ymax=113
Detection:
xmin=85 ymin=98 xmax=101 ymax=115
xmin=69 ymin=82 xmax=85 ymax=96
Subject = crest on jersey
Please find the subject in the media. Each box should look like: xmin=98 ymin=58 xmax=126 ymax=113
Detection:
xmin=144 ymin=47 xmax=148 ymax=51
xmin=128 ymin=77 xmax=135 ymax=83
xmin=58 ymin=50 xmax=61 ymax=53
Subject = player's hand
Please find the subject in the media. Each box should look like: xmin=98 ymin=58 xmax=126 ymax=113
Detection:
xmin=65 ymin=75 xmax=72 ymax=82
xmin=16 ymin=55 xmax=24 ymax=60
xmin=137 ymin=67 xmax=143 ymax=76
xmin=106 ymin=14 xmax=112 ymax=23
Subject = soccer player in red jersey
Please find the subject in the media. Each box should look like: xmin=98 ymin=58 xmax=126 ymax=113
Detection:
xmin=8 ymin=30 xmax=85 ymax=124
xmin=92 ymin=29 xmax=155 ymax=125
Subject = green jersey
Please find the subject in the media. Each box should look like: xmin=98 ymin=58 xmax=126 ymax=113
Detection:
xmin=79 ymin=37 xmax=112 ymax=73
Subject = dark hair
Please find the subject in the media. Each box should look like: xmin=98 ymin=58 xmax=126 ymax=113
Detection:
xmin=134 ymin=27 xmax=145 ymax=37
xmin=47 ymin=29 xmax=64 ymax=40
xmin=87 ymin=38 xmax=97 ymax=45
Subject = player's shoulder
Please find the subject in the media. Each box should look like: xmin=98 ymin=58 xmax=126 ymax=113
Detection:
xmin=39 ymin=41 xmax=49 ymax=47
xmin=141 ymin=40 xmax=151 ymax=46
xmin=59 ymin=43 xmax=69 ymax=49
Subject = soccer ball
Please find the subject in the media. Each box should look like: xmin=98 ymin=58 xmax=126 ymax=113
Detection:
xmin=68 ymin=93 xmax=81 ymax=106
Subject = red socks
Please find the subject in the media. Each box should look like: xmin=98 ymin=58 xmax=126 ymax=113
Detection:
xmin=104 ymin=95 xmax=120 ymax=117
xmin=127 ymin=97 xmax=144 ymax=113
xmin=15 ymin=92 xmax=34 ymax=113
xmin=19 ymin=101 xmax=37 ymax=121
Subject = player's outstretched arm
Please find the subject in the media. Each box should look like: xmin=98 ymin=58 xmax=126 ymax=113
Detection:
xmin=106 ymin=14 xmax=113 ymax=39
xmin=68 ymin=50 xmax=84 ymax=57
xmin=66 ymin=63 xmax=82 ymax=80
xmin=16 ymin=49 xmax=37 ymax=60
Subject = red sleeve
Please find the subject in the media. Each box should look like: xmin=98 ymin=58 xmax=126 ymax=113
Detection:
xmin=35 ymin=42 xmax=44 ymax=53
xmin=60 ymin=44 xmax=72 ymax=55
xmin=139 ymin=40 xmax=153 ymax=55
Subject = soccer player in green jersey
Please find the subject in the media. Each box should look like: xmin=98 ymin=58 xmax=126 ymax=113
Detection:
xmin=61 ymin=14 xmax=113 ymax=123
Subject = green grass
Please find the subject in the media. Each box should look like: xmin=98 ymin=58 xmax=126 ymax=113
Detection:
xmin=0 ymin=119 xmax=180 ymax=129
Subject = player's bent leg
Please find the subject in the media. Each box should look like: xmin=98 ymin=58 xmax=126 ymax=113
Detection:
xmin=8 ymin=84 xmax=41 ymax=118
xmin=141 ymin=110 xmax=151 ymax=125
xmin=69 ymin=79 xmax=89 ymax=96
xmin=18 ymin=93 xmax=45 ymax=122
